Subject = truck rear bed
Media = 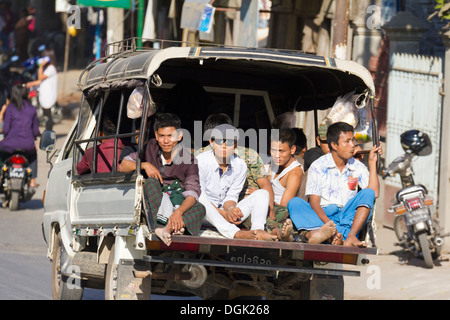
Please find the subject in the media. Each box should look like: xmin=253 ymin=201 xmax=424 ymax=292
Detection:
xmin=145 ymin=231 xmax=377 ymax=277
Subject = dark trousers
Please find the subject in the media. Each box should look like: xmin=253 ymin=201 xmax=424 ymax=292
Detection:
xmin=143 ymin=177 xmax=206 ymax=236
xmin=43 ymin=108 xmax=53 ymax=131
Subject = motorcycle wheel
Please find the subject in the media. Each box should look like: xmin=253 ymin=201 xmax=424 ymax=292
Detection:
xmin=417 ymin=232 xmax=434 ymax=269
xmin=9 ymin=191 xmax=19 ymax=211
xmin=394 ymin=215 xmax=408 ymax=242
xmin=52 ymin=106 xmax=63 ymax=125
xmin=432 ymin=219 xmax=442 ymax=260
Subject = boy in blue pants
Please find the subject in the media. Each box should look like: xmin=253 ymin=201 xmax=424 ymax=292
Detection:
xmin=287 ymin=122 xmax=382 ymax=247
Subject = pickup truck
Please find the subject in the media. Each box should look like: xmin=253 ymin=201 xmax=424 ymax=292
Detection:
xmin=40 ymin=38 xmax=378 ymax=300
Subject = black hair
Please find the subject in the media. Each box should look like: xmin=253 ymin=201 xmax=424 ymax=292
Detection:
xmin=292 ymin=127 xmax=307 ymax=152
xmin=153 ymin=112 xmax=181 ymax=132
xmin=100 ymin=116 xmax=117 ymax=136
xmin=42 ymin=49 xmax=56 ymax=70
xmin=10 ymin=84 xmax=28 ymax=111
xmin=203 ymin=113 xmax=232 ymax=131
xmin=327 ymin=122 xmax=354 ymax=150
xmin=271 ymin=127 xmax=297 ymax=148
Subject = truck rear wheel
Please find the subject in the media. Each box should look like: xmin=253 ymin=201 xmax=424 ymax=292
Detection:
xmin=104 ymin=243 xmax=118 ymax=300
xmin=51 ymin=232 xmax=84 ymax=300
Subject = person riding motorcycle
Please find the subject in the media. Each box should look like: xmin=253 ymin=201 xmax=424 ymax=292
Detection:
xmin=0 ymin=84 xmax=40 ymax=188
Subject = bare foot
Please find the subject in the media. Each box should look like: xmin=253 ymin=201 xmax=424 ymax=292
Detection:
xmin=155 ymin=225 xmax=172 ymax=246
xmin=234 ymin=230 xmax=258 ymax=240
xmin=308 ymin=221 xmax=336 ymax=244
xmin=255 ymin=229 xmax=278 ymax=241
xmin=331 ymin=232 xmax=344 ymax=245
xmin=173 ymin=227 xmax=185 ymax=235
xmin=281 ymin=219 xmax=293 ymax=242
xmin=344 ymin=235 xmax=367 ymax=247
xmin=271 ymin=228 xmax=282 ymax=240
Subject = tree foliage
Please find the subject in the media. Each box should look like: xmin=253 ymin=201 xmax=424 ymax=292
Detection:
xmin=429 ymin=0 xmax=450 ymax=21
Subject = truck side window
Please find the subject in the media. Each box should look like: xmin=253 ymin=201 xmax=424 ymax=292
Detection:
xmin=73 ymin=88 xmax=141 ymax=177
xmin=62 ymin=124 xmax=77 ymax=160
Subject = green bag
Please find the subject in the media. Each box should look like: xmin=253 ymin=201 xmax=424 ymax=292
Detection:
xmin=161 ymin=179 xmax=185 ymax=207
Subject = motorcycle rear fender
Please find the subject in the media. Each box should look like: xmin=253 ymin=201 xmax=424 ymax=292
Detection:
xmin=9 ymin=178 xmax=23 ymax=190
xmin=414 ymin=221 xmax=427 ymax=233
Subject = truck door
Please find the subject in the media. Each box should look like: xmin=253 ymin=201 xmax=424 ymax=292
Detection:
xmin=70 ymin=90 xmax=141 ymax=228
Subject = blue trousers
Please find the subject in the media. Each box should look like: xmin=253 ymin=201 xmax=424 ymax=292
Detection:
xmin=287 ymin=189 xmax=375 ymax=240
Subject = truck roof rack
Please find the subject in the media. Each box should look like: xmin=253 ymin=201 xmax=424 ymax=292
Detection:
xmin=104 ymin=37 xmax=245 ymax=56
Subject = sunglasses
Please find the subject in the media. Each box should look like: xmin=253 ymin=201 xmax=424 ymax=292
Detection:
xmin=212 ymin=138 xmax=236 ymax=146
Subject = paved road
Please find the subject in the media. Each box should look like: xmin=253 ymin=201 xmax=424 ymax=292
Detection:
xmin=0 ymin=118 xmax=70 ymax=300
xmin=344 ymin=226 xmax=450 ymax=300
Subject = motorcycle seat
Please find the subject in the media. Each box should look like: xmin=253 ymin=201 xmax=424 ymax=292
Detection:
xmin=11 ymin=149 xmax=27 ymax=154
xmin=396 ymin=184 xmax=428 ymax=202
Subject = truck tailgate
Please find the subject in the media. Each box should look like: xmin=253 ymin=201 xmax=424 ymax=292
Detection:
xmin=145 ymin=234 xmax=377 ymax=277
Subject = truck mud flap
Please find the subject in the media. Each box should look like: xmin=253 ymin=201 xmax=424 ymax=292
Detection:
xmin=310 ymin=274 xmax=344 ymax=300
xmin=143 ymin=255 xmax=360 ymax=277
xmin=115 ymin=260 xmax=151 ymax=300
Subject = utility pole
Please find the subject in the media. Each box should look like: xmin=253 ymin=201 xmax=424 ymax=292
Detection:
xmin=332 ymin=0 xmax=350 ymax=59
xmin=137 ymin=0 xmax=145 ymax=47
xmin=107 ymin=7 xmax=124 ymax=52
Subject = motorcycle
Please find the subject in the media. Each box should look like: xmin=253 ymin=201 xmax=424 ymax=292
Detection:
xmin=0 ymin=150 xmax=35 ymax=210
xmin=382 ymin=130 xmax=448 ymax=268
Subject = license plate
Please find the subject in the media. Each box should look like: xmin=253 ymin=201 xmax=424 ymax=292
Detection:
xmin=405 ymin=208 xmax=430 ymax=226
xmin=406 ymin=197 xmax=422 ymax=210
xmin=10 ymin=168 xmax=24 ymax=179
xmin=226 ymin=247 xmax=276 ymax=266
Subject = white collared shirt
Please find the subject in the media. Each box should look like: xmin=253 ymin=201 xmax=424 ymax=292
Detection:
xmin=196 ymin=150 xmax=247 ymax=208
xmin=305 ymin=153 xmax=369 ymax=208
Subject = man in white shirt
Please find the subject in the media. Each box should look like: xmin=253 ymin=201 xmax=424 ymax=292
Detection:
xmin=196 ymin=124 xmax=277 ymax=240
xmin=26 ymin=51 xmax=58 ymax=130
xmin=287 ymin=122 xmax=382 ymax=247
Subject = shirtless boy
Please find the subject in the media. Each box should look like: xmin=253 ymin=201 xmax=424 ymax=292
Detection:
xmin=263 ymin=128 xmax=334 ymax=242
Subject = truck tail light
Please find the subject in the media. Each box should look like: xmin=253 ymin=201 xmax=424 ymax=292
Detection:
xmin=147 ymin=240 xmax=199 ymax=252
xmin=303 ymin=251 xmax=358 ymax=265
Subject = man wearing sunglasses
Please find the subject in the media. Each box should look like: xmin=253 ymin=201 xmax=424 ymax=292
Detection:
xmin=196 ymin=124 xmax=277 ymax=241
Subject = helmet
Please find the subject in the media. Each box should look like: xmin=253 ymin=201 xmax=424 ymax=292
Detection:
xmin=400 ymin=130 xmax=432 ymax=156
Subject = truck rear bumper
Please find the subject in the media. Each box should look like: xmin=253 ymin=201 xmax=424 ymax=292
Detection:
xmin=143 ymin=255 xmax=361 ymax=277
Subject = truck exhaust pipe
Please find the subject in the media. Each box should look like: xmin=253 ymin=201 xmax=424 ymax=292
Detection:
xmin=133 ymin=264 xmax=207 ymax=289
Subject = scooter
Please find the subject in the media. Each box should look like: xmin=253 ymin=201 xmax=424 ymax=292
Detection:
xmin=382 ymin=130 xmax=448 ymax=268
xmin=0 ymin=150 xmax=35 ymax=210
